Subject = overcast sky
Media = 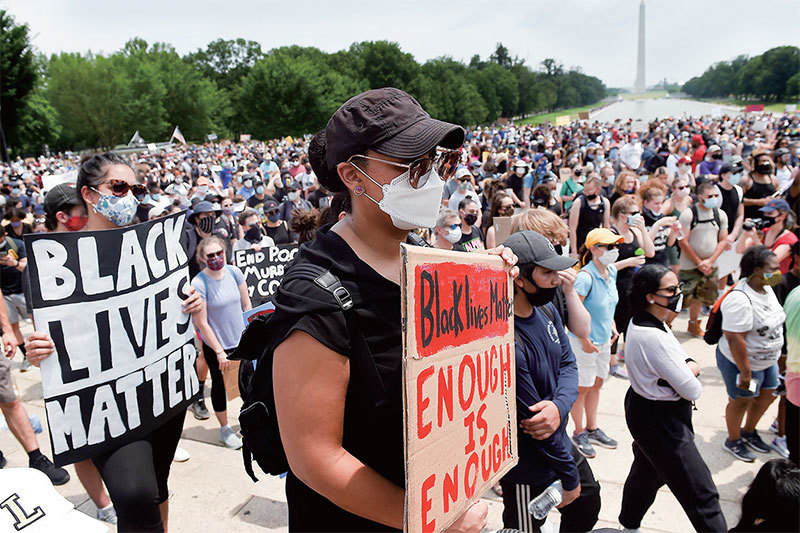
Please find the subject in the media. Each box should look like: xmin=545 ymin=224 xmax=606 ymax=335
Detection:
xmin=3 ymin=0 xmax=798 ymax=88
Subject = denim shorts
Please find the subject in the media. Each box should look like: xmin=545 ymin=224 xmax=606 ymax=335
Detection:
xmin=716 ymin=347 xmax=779 ymax=400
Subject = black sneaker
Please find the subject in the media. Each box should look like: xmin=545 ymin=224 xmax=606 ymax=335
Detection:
xmin=0 ymin=450 xmax=6 ymax=469
xmin=191 ymin=399 xmax=210 ymax=420
xmin=586 ymin=427 xmax=618 ymax=449
xmin=741 ymin=430 xmax=771 ymax=453
xmin=30 ymin=454 xmax=70 ymax=485
xmin=723 ymin=439 xmax=755 ymax=463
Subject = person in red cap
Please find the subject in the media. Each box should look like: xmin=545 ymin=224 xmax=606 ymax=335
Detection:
xmin=690 ymin=134 xmax=706 ymax=174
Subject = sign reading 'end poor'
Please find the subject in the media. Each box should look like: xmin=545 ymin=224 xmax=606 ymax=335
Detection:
xmin=400 ymin=245 xmax=517 ymax=533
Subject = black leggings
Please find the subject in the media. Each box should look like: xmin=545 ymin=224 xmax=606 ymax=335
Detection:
xmin=201 ymin=341 xmax=229 ymax=413
xmin=92 ymin=410 xmax=186 ymax=532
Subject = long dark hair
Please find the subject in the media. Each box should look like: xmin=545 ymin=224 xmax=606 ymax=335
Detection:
xmin=629 ymin=264 xmax=671 ymax=314
xmin=733 ymin=459 xmax=799 ymax=533
xmin=740 ymin=245 xmax=776 ymax=279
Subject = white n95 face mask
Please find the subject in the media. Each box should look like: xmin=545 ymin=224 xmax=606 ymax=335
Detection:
xmin=444 ymin=227 xmax=462 ymax=243
xmin=355 ymin=165 xmax=445 ymax=230
xmin=598 ymin=248 xmax=619 ymax=265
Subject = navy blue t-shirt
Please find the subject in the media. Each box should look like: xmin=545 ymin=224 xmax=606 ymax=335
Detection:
xmin=502 ymin=302 xmax=580 ymax=490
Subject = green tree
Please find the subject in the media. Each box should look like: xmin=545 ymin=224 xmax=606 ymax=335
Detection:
xmin=786 ymin=72 xmax=800 ymax=99
xmin=185 ymin=38 xmax=263 ymax=93
xmin=349 ymin=41 xmax=419 ymax=90
xmin=0 ymin=10 xmax=36 ymax=158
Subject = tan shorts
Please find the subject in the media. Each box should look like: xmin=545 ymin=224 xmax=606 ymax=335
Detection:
xmin=0 ymin=353 xmax=17 ymax=403
xmin=679 ymin=267 xmax=719 ymax=306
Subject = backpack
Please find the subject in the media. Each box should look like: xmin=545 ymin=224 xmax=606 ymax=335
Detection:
xmin=229 ymin=263 xmax=385 ymax=482
xmin=689 ymin=203 xmax=721 ymax=231
xmin=703 ymin=282 xmax=751 ymax=345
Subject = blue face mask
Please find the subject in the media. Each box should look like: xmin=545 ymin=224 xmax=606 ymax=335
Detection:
xmin=90 ymin=189 xmax=139 ymax=226
xmin=702 ymin=197 xmax=720 ymax=209
xmin=595 ymin=155 xmax=605 ymax=163
xmin=729 ymin=172 xmax=742 ymax=185
xmin=609 ymin=148 xmax=619 ymax=160
xmin=150 ymin=193 xmax=161 ymax=202
xmin=256 ymin=185 xmax=265 ymax=195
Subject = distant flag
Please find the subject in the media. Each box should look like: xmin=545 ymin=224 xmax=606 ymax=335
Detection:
xmin=128 ymin=130 xmax=145 ymax=146
xmin=171 ymin=126 xmax=187 ymax=145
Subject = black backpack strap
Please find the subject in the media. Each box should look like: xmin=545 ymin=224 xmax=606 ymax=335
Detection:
xmin=690 ymin=203 xmax=699 ymax=230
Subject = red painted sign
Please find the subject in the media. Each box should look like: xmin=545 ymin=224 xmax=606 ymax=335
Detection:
xmin=745 ymin=104 xmax=764 ymax=112
xmin=415 ymin=262 xmax=511 ymax=357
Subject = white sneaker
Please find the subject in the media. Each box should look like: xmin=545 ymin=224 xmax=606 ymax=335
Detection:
xmin=220 ymin=427 xmax=242 ymax=450
xmin=96 ymin=504 xmax=118 ymax=524
xmin=173 ymin=446 xmax=190 ymax=462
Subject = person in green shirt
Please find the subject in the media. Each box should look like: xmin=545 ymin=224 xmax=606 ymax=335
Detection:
xmin=560 ymin=167 xmax=583 ymax=212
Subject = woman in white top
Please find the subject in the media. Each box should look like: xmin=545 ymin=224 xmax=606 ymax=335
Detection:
xmin=717 ymin=245 xmax=785 ymax=463
xmin=619 ymin=264 xmax=726 ymax=532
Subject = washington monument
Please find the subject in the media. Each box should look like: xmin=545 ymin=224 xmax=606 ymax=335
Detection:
xmin=634 ymin=0 xmax=646 ymax=92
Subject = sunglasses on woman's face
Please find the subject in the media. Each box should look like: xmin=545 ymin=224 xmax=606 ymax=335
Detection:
xmin=675 ymin=185 xmax=689 ymax=191
xmin=597 ymin=244 xmax=618 ymax=250
xmin=349 ymin=149 xmax=462 ymax=189
xmin=99 ymin=178 xmax=148 ymax=198
xmin=656 ymin=283 xmax=683 ymax=296
xmin=205 ymin=250 xmax=224 ymax=260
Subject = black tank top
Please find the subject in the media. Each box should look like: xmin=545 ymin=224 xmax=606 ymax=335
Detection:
xmin=612 ymin=226 xmax=641 ymax=287
xmin=718 ymin=185 xmax=740 ymax=232
xmin=576 ymin=193 xmax=605 ymax=250
xmin=744 ymin=178 xmax=775 ymax=220
xmin=264 ymin=221 xmax=293 ymax=244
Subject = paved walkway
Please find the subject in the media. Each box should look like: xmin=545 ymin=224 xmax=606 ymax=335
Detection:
xmin=1 ymin=314 xmax=781 ymax=532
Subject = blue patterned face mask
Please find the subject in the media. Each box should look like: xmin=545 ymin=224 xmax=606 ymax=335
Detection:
xmin=90 ymin=188 xmax=139 ymax=226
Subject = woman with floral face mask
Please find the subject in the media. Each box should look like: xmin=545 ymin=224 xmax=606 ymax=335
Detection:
xmin=717 ymin=246 xmax=786 ymax=463
xmin=736 ymin=198 xmax=799 ymax=274
xmin=267 ymin=88 xmax=518 ymax=532
xmin=191 ymin=236 xmax=251 ymax=450
xmin=23 ymin=152 xmax=204 ymax=532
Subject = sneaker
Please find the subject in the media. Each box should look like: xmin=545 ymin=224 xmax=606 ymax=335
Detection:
xmin=96 ymin=504 xmax=118 ymax=525
xmin=771 ymin=435 xmax=790 ymax=459
xmin=687 ymin=320 xmax=704 ymax=338
xmin=610 ymin=363 xmax=629 ymax=379
xmin=173 ymin=446 xmax=190 ymax=462
xmin=219 ymin=427 xmax=242 ymax=450
xmin=191 ymin=399 xmax=210 ymax=420
xmin=19 ymin=358 xmax=32 ymax=372
xmin=586 ymin=427 xmax=618 ymax=449
xmin=572 ymin=431 xmax=596 ymax=458
xmin=0 ymin=451 xmax=6 ymax=469
xmin=769 ymin=419 xmax=780 ymax=434
xmin=30 ymin=454 xmax=70 ymax=485
xmin=723 ymin=439 xmax=756 ymax=463
xmin=741 ymin=430 xmax=771 ymax=453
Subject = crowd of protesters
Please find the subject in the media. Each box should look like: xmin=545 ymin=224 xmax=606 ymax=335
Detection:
xmin=1 ymin=92 xmax=799 ymax=532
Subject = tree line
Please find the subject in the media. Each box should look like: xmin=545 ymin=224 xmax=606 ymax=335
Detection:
xmin=682 ymin=46 xmax=799 ymax=102
xmin=1 ymin=10 xmax=606 ymax=157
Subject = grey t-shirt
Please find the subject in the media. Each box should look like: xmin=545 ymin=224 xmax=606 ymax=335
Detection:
xmin=191 ymin=265 xmax=246 ymax=350
xmin=678 ymin=206 xmax=728 ymax=270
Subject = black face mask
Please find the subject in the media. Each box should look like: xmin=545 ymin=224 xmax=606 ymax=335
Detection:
xmin=652 ymin=293 xmax=683 ymax=313
xmin=244 ymin=226 xmax=262 ymax=243
xmin=463 ymin=213 xmax=478 ymax=226
xmin=522 ymin=282 xmax=557 ymax=307
xmin=712 ymin=153 xmax=722 ymax=160
xmin=197 ymin=216 xmax=215 ymax=234
xmin=585 ymin=193 xmax=598 ymax=201
xmin=756 ymin=163 xmax=772 ymax=174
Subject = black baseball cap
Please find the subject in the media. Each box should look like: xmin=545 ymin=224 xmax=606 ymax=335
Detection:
xmin=503 ymin=230 xmax=577 ymax=271
xmin=720 ymin=162 xmax=742 ymax=175
xmin=43 ymin=184 xmax=81 ymax=216
xmin=321 ymin=88 xmax=465 ymax=190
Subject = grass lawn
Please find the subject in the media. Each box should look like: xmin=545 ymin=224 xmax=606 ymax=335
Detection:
xmin=706 ymin=99 xmax=797 ymax=113
xmin=516 ymin=101 xmax=606 ymax=126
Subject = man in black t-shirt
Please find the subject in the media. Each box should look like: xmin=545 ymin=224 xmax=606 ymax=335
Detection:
xmin=717 ymin=162 xmax=744 ymax=236
xmin=454 ymin=198 xmax=485 ymax=252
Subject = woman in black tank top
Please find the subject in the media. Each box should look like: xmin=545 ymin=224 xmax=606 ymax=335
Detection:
xmin=569 ymin=176 xmax=610 ymax=256
xmin=743 ymin=152 xmax=778 ymax=220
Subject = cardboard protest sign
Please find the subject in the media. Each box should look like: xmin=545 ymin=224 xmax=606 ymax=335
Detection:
xmin=752 ymin=120 xmax=767 ymax=132
xmin=239 ymin=134 xmax=251 ymax=142
xmin=207 ymin=133 xmax=218 ymax=141
xmin=493 ymin=216 xmax=513 ymax=246
xmin=24 ymin=212 xmax=199 ymax=466
xmin=400 ymin=245 xmax=517 ymax=533
xmin=555 ymin=115 xmax=570 ymax=126
xmin=223 ymin=361 xmax=241 ymax=401
xmin=231 ymin=245 xmax=299 ymax=307
xmin=578 ymin=111 xmax=590 ymax=120
xmin=786 ymin=104 xmax=797 ymax=114
xmin=631 ymin=119 xmax=648 ymax=133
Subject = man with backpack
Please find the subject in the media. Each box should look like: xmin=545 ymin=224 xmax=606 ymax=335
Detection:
xmin=678 ymin=181 xmax=729 ymax=338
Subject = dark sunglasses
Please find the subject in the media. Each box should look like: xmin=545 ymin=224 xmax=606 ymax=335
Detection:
xmin=205 ymin=250 xmax=224 ymax=259
xmin=656 ymin=283 xmax=683 ymax=296
xmin=597 ymin=244 xmax=618 ymax=250
xmin=350 ymin=149 xmax=462 ymax=189
xmin=675 ymin=185 xmax=689 ymax=191
xmin=265 ymin=209 xmax=280 ymax=216
xmin=99 ymin=179 xmax=148 ymax=198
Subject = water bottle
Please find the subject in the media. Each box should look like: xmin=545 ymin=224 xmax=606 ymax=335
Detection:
xmin=0 ymin=414 xmax=42 ymax=434
xmin=633 ymin=247 xmax=645 ymax=273
xmin=528 ymin=479 xmax=563 ymax=520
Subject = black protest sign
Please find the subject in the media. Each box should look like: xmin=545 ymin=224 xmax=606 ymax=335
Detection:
xmin=24 ymin=211 xmax=200 ymax=466
xmin=231 ymin=244 xmax=299 ymax=306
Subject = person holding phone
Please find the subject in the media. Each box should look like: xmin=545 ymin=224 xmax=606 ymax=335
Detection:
xmin=718 ymin=246 xmax=786 ymax=463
